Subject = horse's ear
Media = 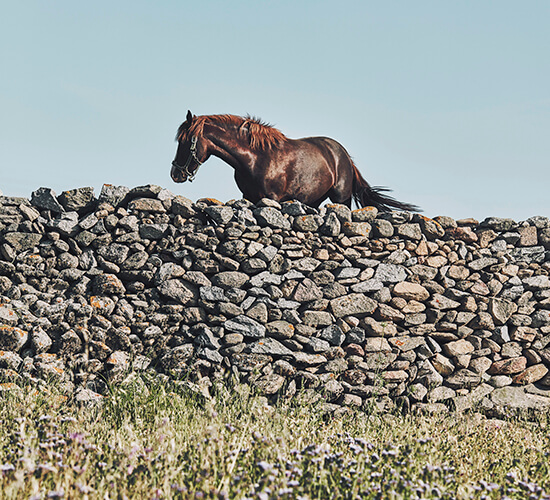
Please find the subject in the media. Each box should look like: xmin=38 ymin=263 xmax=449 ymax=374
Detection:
xmin=186 ymin=110 xmax=193 ymax=122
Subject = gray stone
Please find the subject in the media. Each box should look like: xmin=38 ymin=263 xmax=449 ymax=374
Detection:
xmin=47 ymin=212 xmax=80 ymax=235
xmin=225 ymin=315 xmax=266 ymax=338
xmin=491 ymin=386 xmax=550 ymax=411
xmin=453 ymin=383 xmax=494 ymax=412
xmin=307 ymin=337 xmax=331 ymax=353
xmin=397 ymin=223 xmax=422 ymax=240
xmin=468 ymin=257 xmax=498 ymax=271
xmin=329 ymin=293 xmax=377 ymax=318
xmin=351 ymin=206 xmax=378 ymax=222
xmin=31 ymin=187 xmax=64 ymax=213
xmin=58 ymin=187 xmax=96 ymax=212
xmin=417 ymin=360 xmax=444 ymax=387
xmin=157 ymin=279 xmax=197 ymax=304
xmin=98 ymin=243 xmax=130 ymax=265
xmin=253 ymin=207 xmax=291 ymax=230
xmin=200 ymin=286 xmax=227 ymax=302
xmin=212 ymin=272 xmax=249 ymax=289
xmin=293 ymin=214 xmax=323 ymax=232
xmin=253 ymin=373 xmax=286 ymax=395
xmin=319 ymin=325 xmax=345 ymax=346
xmin=128 ymin=198 xmax=166 ymax=212
xmin=374 ymin=264 xmax=407 ymax=283
xmin=480 ymin=217 xmax=516 ymax=232
xmin=428 ymin=386 xmax=456 ymax=402
xmin=445 ymin=369 xmax=481 ymax=389
xmin=320 ymin=212 xmax=341 ymax=236
xmin=3 ymin=232 xmax=41 ymax=252
xmin=139 ymin=223 xmax=169 ymax=239
xmin=248 ymin=338 xmax=294 ymax=356
xmin=293 ymin=278 xmax=323 ymax=302
xmin=372 ymin=219 xmax=394 ymax=237
xmin=203 ymin=205 xmax=234 ymax=225
xmin=293 ymin=352 xmax=328 ymax=366
xmin=429 ymin=294 xmax=461 ymax=310
xmin=363 ymin=337 xmax=391 ymax=352
xmin=98 ymin=184 xmax=130 ymax=206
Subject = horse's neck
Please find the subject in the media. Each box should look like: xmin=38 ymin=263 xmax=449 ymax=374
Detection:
xmin=204 ymin=124 xmax=257 ymax=173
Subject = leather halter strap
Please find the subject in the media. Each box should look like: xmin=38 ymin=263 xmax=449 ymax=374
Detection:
xmin=171 ymin=136 xmax=203 ymax=182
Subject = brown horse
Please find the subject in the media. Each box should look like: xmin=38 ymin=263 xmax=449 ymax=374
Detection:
xmin=171 ymin=111 xmax=419 ymax=211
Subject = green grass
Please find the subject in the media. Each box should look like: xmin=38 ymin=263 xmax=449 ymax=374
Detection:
xmin=1 ymin=375 xmax=549 ymax=499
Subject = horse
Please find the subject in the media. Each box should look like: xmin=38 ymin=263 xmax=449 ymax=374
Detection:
xmin=171 ymin=111 xmax=420 ymax=211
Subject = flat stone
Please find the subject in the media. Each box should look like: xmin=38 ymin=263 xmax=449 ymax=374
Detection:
xmin=488 ymin=356 xmax=527 ymax=375
xmin=480 ymin=217 xmax=516 ymax=232
xmin=329 ymin=293 xmax=377 ymax=318
xmin=453 ymin=383 xmax=494 ymax=412
xmin=523 ymin=275 xmax=550 ymax=290
xmin=392 ymin=282 xmax=430 ymax=301
xmin=488 ymin=375 xmax=513 ymax=388
xmin=225 ymin=315 xmax=266 ymax=338
xmin=396 ymin=223 xmax=422 ymax=240
xmin=248 ymin=338 xmax=294 ymax=356
xmin=342 ymin=221 xmax=371 ymax=237
xmin=491 ymin=386 xmax=550 ymax=411
xmin=231 ymin=353 xmax=272 ymax=372
xmin=382 ymin=370 xmax=408 ymax=383
xmin=157 ymin=279 xmax=197 ymax=304
xmin=307 ymin=337 xmax=331 ymax=353
xmin=443 ymin=339 xmax=474 ymax=357
xmin=445 ymin=369 xmax=481 ymax=389
xmin=512 ymin=364 xmax=549 ymax=385
xmin=293 ymin=278 xmax=323 ymax=302
xmin=428 ymin=386 xmax=456 ymax=402
xmin=266 ymin=321 xmax=295 ymax=339
xmin=429 ymin=294 xmax=461 ymax=310
xmin=363 ymin=337 xmax=391 ymax=352
xmin=292 ymin=352 xmax=328 ymax=366
xmin=387 ymin=336 xmax=425 ymax=352
xmin=128 ymin=198 xmax=166 ymax=212
xmin=374 ymin=264 xmax=407 ymax=283
xmin=3 ymin=232 xmax=42 ymax=252
xmin=211 ymin=271 xmax=249 ymax=289
xmin=293 ymin=215 xmax=323 ymax=232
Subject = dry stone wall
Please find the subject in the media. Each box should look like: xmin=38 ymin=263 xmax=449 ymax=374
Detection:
xmin=1 ymin=184 xmax=550 ymax=415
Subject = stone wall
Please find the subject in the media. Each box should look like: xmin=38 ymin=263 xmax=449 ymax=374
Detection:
xmin=1 ymin=185 xmax=550 ymax=414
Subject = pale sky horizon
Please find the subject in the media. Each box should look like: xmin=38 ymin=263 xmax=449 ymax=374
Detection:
xmin=1 ymin=1 xmax=549 ymax=221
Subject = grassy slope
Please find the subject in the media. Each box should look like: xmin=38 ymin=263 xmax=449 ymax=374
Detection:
xmin=0 ymin=376 xmax=549 ymax=499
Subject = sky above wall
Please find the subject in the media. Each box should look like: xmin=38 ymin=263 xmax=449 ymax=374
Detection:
xmin=1 ymin=0 xmax=549 ymax=220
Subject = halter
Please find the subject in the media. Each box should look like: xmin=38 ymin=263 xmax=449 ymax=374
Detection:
xmin=171 ymin=136 xmax=203 ymax=182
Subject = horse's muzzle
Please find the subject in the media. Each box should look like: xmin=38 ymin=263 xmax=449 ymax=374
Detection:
xmin=171 ymin=163 xmax=188 ymax=183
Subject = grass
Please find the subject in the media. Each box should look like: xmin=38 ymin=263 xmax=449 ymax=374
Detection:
xmin=1 ymin=374 xmax=549 ymax=499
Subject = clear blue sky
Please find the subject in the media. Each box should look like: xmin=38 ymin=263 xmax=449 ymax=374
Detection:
xmin=1 ymin=1 xmax=549 ymax=220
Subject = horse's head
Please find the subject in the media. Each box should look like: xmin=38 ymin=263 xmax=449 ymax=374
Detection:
xmin=171 ymin=110 xmax=207 ymax=183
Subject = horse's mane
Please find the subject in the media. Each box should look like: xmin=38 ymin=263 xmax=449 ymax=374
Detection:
xmin=176 ymin=114 xmax=287 ymax=150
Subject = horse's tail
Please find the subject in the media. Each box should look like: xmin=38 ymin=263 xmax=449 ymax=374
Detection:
xmin=351 ymin=162 xmax=420 ymax=212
